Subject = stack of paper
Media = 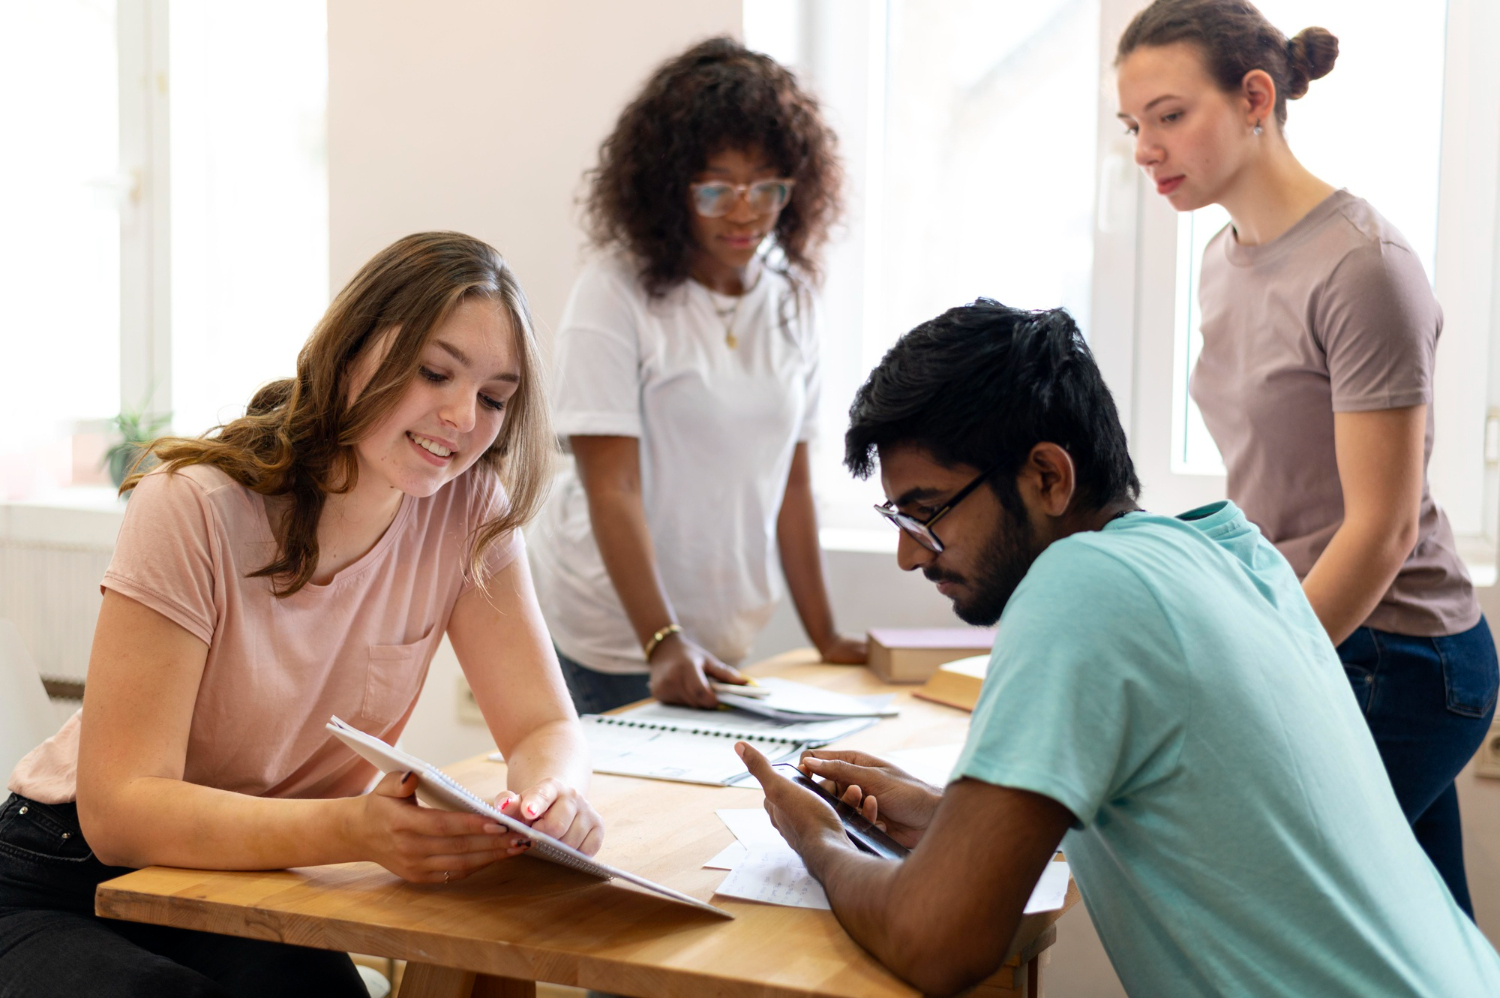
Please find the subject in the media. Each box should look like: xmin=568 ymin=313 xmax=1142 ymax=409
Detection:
xmin=716 ymin=677 xmax=898 ymax=723
xmin=706 ymin=805 xmax=1070 ymax=915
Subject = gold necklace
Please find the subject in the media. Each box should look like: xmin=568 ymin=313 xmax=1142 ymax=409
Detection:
xmin=713 ymin=293 xmax=744 ymax=349
xmin=707 ymin=270 xmax=760 ymax=349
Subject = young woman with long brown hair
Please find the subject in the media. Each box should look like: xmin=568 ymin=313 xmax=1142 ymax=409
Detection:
xmin=1116 ymin=0 xmax=1498 ymax=916
xmin=529 ymin=37 xmax=866 ymax=713
xmin=0 ymin=232 xmax=602 ymax=996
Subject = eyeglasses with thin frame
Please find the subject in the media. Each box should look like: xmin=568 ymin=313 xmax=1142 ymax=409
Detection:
xmin=689 ymin=179 xmax=796 ymax=218
xmin=874 ymin=466 xmax=998 ymax=554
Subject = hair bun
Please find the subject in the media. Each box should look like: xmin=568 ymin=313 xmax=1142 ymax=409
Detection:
xmin=1285 ymin=26 xmax=1339 ymax=99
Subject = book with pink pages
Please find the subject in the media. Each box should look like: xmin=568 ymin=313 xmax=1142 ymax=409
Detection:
xmin=325 ymin=716 xmax=731 ymax=919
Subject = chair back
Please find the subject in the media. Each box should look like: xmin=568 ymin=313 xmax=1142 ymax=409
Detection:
xmin=0 ymin=620 xmax=61 ymax=779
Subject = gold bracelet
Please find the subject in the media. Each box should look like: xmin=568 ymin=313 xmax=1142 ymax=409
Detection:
xmin=643 ymin=623 xmax=683 ymax=661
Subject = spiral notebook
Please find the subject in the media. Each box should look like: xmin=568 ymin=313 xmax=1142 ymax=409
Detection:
xmin=574 ymin=701 xmax=879 ymax=786
xmin=325 ymin=716 xmax=730 ymax=918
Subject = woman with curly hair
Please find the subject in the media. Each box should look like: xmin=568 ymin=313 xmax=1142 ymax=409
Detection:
xmin=1 ymin=232 xmax=602 ymax=995
xmin=529 ymin=37 xmax=864 ymax=713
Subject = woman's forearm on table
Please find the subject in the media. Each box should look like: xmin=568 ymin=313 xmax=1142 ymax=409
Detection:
xmin=81 ymin=777 xmax=359 ymax=870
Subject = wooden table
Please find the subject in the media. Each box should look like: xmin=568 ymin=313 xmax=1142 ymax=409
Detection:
xmin=95 ymin=650 xmax=1078 ymax=997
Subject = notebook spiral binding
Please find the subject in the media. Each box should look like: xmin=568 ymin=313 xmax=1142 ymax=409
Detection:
xmin=585 ymin=715 xmax=798 ymax=745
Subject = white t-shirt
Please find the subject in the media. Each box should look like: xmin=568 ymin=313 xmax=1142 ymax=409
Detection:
xmin=528 ymin=253 xmax=820 ymax=675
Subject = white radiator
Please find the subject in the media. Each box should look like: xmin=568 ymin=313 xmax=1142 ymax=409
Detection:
xmin=0 ymin=493 xmax=124 ymax=693
xmin=0 ymin=540 xmax=112 ymax=685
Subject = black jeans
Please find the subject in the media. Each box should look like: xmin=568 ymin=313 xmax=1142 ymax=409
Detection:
xmin=0 ymin=794 xmax=366 ymax=998
xmin=1337 ymin=615 xmax=1500 ymax=918
xmin=556 ymin=647 xmax=652 ymax=716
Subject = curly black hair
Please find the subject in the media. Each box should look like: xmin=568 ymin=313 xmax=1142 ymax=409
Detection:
xmin=846 ymin=300 xmax=1140 ymax=515
xmin=583 ymin=36 xmax=843 ymax=297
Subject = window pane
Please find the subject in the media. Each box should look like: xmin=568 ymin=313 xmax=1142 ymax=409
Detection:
xmin=765 ymin=0 xmax=1104 ymax=528
xmin=0 ymin=0 xmax=120 ymax=499
xmin=876 ymin=0 xmax=1100 ymax=354
xmin=1174 ymin=1 xmax=1446 ymax=473
xmin=170 ymin=0 xmax=328 ymax=439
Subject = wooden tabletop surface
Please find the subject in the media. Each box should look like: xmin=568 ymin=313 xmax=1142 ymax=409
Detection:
xmin=95 ymin=649 xmax=1079 ymax=997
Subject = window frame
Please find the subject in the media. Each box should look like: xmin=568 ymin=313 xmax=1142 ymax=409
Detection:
xmin=117 ymin=0 xmax=173 ymax=427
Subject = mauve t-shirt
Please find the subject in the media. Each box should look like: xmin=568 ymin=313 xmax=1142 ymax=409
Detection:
xmin=8 ymin=462 xmax=521 ymax=805
xmin=1191 ymin=189 xmax=1477 ymax=637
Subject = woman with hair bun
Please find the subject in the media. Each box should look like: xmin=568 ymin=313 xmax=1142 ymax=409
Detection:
xmin=529 ymin=37 xmax=864 ymax=714
xmin=1116 ymin=0 xmax=1497 ymax=915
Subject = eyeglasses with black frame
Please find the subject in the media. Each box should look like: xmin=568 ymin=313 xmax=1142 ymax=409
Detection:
xmin=874 ymin=465 xmax=998 ymax=554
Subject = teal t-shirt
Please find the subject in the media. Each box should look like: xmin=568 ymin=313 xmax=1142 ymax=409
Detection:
xmin=953 ymin=502 xmax=1500 ymax=997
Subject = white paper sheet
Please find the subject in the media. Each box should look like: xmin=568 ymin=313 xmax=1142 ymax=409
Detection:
xmin=715 ymin=808 xmax=786 ymax=849
xmin=1024 ymin=860 xmax=1071 ymax=914
xmin=881 ymin=743 xmax=965 ymax=788
xmin=717 ymin=677 xmax=898 ymax=721
xmin=703 ymin=841 xmax=748 ymax=870
xmin=709 ymin=806 xmax=1070 ymax=916
xmin=714 ymin=846 xmax=832 ymax=910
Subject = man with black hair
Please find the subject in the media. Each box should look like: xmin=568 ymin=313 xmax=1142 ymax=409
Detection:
xmin=737 ymin=300 xmax=1500 ymax=998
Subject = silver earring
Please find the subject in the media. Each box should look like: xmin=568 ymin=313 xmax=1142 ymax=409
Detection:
xmin=1253 ymin=120 xmax=1264 ymax=136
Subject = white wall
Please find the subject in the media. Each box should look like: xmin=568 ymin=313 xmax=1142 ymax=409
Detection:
xmin=327 ymin=0 xmax=742 ymax=328
xmin=325 ymin=0 xmax=745 ymax=764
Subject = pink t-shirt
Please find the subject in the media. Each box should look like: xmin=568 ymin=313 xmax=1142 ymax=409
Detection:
xmin=9 ymin=462 xmax=521 ymax=804
xmin=1191 ymin=190 xmax=1477 ymax=637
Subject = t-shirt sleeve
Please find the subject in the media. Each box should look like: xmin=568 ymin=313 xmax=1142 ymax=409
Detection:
xmin=458 ymin=469 xmax=525 ymax=595
xmin=100 ymin=469 xmax=220 ymax=645
xmin=1317 ymin=240 xmax=1440 ymax=413
xmin=796 ymin=288 xmax=821 ymax=444
xmin=551 ymin=263 xmax=644 ymax=439
xmin=952 ymin=539 xmax=1188 ymax=826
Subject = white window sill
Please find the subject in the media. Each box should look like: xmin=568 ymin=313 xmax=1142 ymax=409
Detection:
xmin=1456 ymin=533 xmax=1498 ymax=589
xmin=0 ymin=487 xmax=127 ymax=547
xmin=4 ymin=494 xmax=1496 ymax=590
xmin=819 ymin=527 xmax=897 ymax=555
xmin=820 ymin=527 xmax=1500 ymax=591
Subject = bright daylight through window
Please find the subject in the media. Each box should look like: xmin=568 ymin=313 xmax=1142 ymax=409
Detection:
xmin=0 ymin=1 xmax=327 ymax=503
xmin=0 ymin=1 xmax=121 ymax=500
xmin=1172 ymin=0 xmax=1446 ymax=474
xmin=747 ymin=0 xmax=1101 ymax=535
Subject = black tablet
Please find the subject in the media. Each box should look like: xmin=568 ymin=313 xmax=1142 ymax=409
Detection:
xmin=773 ymin=763 xmax=910 ymax=861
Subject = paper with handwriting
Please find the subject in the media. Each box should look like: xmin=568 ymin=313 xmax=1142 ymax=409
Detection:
xmin=706 ymin=806 xmax=1070 ymax=914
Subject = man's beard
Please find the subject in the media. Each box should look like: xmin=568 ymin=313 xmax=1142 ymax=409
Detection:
xmin=924 ymin=505 xmax=1037 ymax=626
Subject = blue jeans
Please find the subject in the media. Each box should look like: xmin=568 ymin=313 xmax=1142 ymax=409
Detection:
xmin=1337 ymin=615 xmax=1499 ymax=918
xmin=0 ymin=794 xmax=366 ymax=997
xmin=556 ymin=648 xmax=651 ymax=715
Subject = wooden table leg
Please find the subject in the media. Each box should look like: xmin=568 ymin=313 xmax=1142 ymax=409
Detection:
xmin=398 ymin=963 xmax=473 ymax=998
xmin=473 ymin=974 xmax=537 ymax=998
xmin=397 ymin=963 xmax=471 ymax=998
xmin=964 ymin=928 xmax=1054 ymax=996
xmin=398 ymin=964 xmax=535 ymax=998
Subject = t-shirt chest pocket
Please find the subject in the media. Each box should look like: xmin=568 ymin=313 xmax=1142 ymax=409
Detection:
xmin=358 ymin=624 xmax=435 ymax=727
